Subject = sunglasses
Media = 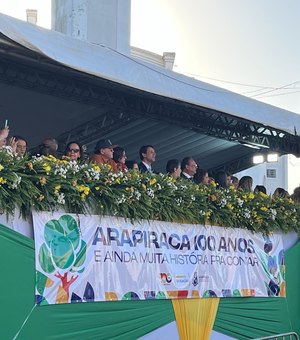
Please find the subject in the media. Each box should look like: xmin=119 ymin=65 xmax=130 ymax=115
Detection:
xmin=68 ymin=148 xmax=80 ymax=153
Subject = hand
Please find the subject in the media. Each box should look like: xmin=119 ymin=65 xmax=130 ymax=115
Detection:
xmin=0 ymin=127 xmax=9 ymax=140
xmin=8 ymin=136 xmax=17 ymax=154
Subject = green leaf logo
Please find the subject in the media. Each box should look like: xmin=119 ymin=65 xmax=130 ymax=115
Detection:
xmin=39 ymin=215 xmax=86 ymax=273
xmin=37 ymin=214 xmax=87 ymax=304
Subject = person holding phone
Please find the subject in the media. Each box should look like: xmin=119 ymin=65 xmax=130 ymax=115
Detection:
xmin=0 ymin=120 xmax=9 ymax=147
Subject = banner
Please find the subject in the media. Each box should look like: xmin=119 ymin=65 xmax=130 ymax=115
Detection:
xmin=33 ymin=212 xmax=285 ymax=305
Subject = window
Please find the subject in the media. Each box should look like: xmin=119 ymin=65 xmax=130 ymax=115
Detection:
xmin=266 ymin=169 xmax=277 ymax=179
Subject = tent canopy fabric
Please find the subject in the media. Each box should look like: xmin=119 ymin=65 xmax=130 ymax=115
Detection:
xmin=0 ymin=13 xmax=300 ymax=173
xmin=0 ymin=13 xmax=299 ymax=136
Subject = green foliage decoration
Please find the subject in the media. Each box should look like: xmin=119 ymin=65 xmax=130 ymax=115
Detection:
xmin=0 ymin=148 xmax=299 ymax=235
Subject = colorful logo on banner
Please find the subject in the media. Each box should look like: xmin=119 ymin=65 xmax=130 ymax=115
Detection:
xmin=258 ymin=236 xmax=286 ymax=297
xmin=33 ymin=212 xmax=286 ymax=305
xmin=36 ymin=215 xmax=90 ymax=305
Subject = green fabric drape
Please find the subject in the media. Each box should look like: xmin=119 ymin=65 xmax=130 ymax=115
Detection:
xmin=213 ymin=241 xmax=300 ymax=339
xmin=1 ymin=223 xmax=299 ymax=339
xmin=0 ymin=225 xmax=175 ymax=340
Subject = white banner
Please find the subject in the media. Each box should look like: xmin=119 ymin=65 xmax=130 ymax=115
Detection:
xmin=33 ymin=212 xmax=286 ymax=305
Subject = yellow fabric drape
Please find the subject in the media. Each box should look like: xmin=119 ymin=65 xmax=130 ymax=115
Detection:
xmin=172 ymin=298 xmax=220 ymax=340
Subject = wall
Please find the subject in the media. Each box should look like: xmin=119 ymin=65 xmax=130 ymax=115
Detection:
xmin=52 ymin=0 xmax=130 ymax=54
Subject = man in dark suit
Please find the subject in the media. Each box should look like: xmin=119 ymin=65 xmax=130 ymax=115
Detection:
xmin=181 ymin=157 xmax=198 ymax=181
xmin=138 ymin=145 xmax=156 ymax=173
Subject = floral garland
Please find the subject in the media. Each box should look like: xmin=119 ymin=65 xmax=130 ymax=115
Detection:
xmin=0 ymin=147 xmax=299 ymax=235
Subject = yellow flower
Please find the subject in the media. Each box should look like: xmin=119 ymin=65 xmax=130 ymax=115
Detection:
xmin=226 ymin=203 xmax=234 ymax=210
xmin=76 ymin=185 xmax=90 ymax=196
xmin=76 ymin=184 xmax=84 ymax=191
xmin=205 ymin=211 xmax=211 ymax=219
xmin=260 ymin=206 xmax=268 ymax=212
xmin=141 ymin=184 xmax=147 ymax=191
xmin=44 ymin=155 xmax=58 ymax=163
xmin=38 ymin=195 xmax=44 ymax=201
xmin=150 ymin=178 xmax=157 ymax=186
xmin=59 ymin=159 xmax=68 ymax=165
xmin=103 ymin=163 xmax=111 ymax=171
xmin=248 ymin=192 xmax=255 ymax=199
xmin=95 ymin=186 xmax=100 ymax=191
xmin=0 ymin=164 xmax=3 ymax=172
xmin=27 ymin=162 xmax=33 ymax=170
xmin=42 ymin=163 xmax=51 ymax=174
xmin=54 ymin=185 xmax=61 ymax=194
xmin=81 ymin=193 xmax=86 ymax=200
xmin=39 ymin=177 xmax=47 ymax=186
xmin=92 ymin=164 xmax=101 ymax=172
xmin=0 ymin=177 xmax=6 ymax=184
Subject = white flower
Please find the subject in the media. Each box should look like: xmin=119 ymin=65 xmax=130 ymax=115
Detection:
xmin=56 ymin=192 xmax=65 ymax=205
xmin=237 ymin=198 xmax=244 ymax=207
xmin=9 ymin=174 xmax=22 ymax=189
xmin=244 ymin=208 xmax=250 ymax=219
xmin=54 ymin=164 xmax=67 ymax=178
xmin=85 ymin=167 xmax=100 ymax=180
xmin=116 ymin=194 xmax=126 ymax=204
xmin=31 ymin=155 xmax=45 ymax=164
xmin=134 ymin=190 xmax=141 ymax=201
xmin=0 ymin=146 xmax=14 ymax=157
xmin=219 ymin=198 xmax=227 ymax=207
xmin=269 ymin=208 xmax=277 ymax=220
xmin=175 ymin=197 xmax=183 ymax=206
xmin=66 ymin=161 xmax=80 ymax=174
xmin=146 ymin=188 xmax=155 ymax=198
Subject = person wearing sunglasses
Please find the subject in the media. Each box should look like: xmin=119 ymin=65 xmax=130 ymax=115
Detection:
xmin=64 ymin=141 xmax=84 ymax=161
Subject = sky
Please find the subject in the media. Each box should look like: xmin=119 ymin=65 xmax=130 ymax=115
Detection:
xmin=131 ymin=0 xmax=300 ymax=114
xmin=0 ymin=0 xmax=300 ymax=114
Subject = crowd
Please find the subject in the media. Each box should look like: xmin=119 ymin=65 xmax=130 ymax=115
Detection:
xmin=1 ymin=126 xmax=300 ymax=201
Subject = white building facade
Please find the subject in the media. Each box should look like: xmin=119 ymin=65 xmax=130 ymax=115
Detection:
xmin=237 ymin=154 xmax=300 ymax=196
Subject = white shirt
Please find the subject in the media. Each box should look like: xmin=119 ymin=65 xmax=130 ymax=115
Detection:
xmin=182 ymin=171 xmax=193 ymax=179
xmin=142 ymin=161 xmax=153 ymax=173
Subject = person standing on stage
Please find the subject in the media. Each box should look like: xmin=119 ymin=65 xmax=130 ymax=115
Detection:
xmin=180 ymin=157 xmax=197 ymax=181
xmin=138 ymin=145 xmax=156 ymax=173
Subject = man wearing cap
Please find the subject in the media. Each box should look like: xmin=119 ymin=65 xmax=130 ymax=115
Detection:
xmin=90 ymin=138 xmax=118 ymax=172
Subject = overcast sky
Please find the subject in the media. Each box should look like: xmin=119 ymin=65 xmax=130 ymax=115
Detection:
xmin=1 ymin=0 xmax=300 ymax=114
